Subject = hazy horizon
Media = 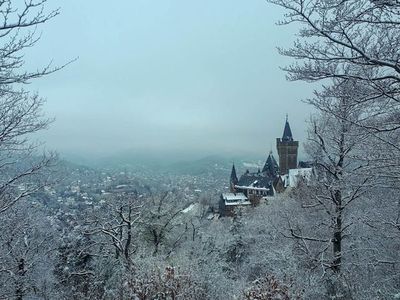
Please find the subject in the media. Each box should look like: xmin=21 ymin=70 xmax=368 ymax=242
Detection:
xmin=26 ymin=0 xmax=317 ymax=160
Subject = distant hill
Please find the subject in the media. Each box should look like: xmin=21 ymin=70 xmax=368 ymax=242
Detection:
xmin=61 ymin=150 xmax=266 ymax=176
xmin=165 ymin=155 xmax=231 ymax=176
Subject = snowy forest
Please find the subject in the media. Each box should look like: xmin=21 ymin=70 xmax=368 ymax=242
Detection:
xmin=0 ymin=0 xmax=400 ymax=299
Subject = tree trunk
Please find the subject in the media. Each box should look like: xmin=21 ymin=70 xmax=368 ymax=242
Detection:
xmin=15 ymin=258 xmax=25 ymax=300
xmin=152 ymin=229 xmax=160 ymax=254
xmin=332 ymin=190 xmax=342 ymax=272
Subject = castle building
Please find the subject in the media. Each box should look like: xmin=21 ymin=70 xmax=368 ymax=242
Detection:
xmin=234 ymin=152 xmax=279 ymax=197
xmin=219 ymin=117 xmax=299 ymax=216
xmin=220 ymin=152 xmax=281 ymax=216
xmin=276 ymin=116 xmax=299 ymax=175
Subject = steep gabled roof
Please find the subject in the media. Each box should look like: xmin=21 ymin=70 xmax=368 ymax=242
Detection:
xmin=262 ymin=152 xmax=279 ymax=177
xmin=282 ymin=114 xmax=293 ymax=142
xmin=282 ymin=118 xmax=293 ymax=142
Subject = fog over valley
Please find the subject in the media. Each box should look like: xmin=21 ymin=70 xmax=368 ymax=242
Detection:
xmin=28 ymin=0 xmax=314 ymax=160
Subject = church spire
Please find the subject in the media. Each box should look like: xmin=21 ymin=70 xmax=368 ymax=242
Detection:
xmin=282 ymin=115 xmax=293 ymax=142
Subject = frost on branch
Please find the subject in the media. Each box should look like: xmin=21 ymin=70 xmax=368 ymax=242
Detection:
xmin=243 ymin=275 xmax=302 ymax=300
xmin=124 ymin=266 xmax=206 ymax=300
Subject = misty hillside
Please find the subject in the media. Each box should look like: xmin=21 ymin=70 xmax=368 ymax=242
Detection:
xmin=62 ymin=152 xmax=266 ymax=177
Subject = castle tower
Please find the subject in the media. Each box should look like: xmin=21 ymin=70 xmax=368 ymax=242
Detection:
xmin=229 ymin=163 xmax=239 ymax=192
xmin=276 ymin=116 xmax=298 ymax=175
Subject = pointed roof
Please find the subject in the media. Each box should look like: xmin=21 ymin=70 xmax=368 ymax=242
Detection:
xmin=282 ymin=115 xmax=293 ymax=142
xmin=262 ymin=152 xmax=279 ymax=177
xmin=230 ymin=163 xmax=238 ymax=184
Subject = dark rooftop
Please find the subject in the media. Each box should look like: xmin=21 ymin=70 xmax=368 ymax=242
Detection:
xmin=282 ymin=117 xmax=294 ymax=142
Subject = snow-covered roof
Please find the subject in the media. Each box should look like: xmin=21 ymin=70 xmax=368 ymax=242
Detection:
xmin=225 ymin=200 xmax=251 ymax=206
xmin=222 ymin=193 xmax=248 ymax=201
xmin=234 ymin=185 xmax=270 ymax=191
xmin=221 ymin=193 xmax=251 ymax=206
xmin=237 ymin=172 xmax=273 ymax=190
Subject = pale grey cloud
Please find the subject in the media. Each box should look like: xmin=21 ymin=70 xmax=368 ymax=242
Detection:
xmin=28 ymin=0 xmax=316 ymax=159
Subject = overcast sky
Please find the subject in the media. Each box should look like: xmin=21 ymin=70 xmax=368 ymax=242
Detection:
xmin=27 ymin=0 xmax=316 ymax=160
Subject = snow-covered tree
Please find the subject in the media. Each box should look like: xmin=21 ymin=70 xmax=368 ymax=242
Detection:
xmin=268 ymin=0 xmax=400 ymax=177
xmin=268 ymin=0 xmax=400 ymax=113
xmin=0 ymin=0 xmax=66 ymax=213
xmin=139 ymin=191 xmax=191 ymax=255
xmin=0 ymin=202 xmax=57 ymax=299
